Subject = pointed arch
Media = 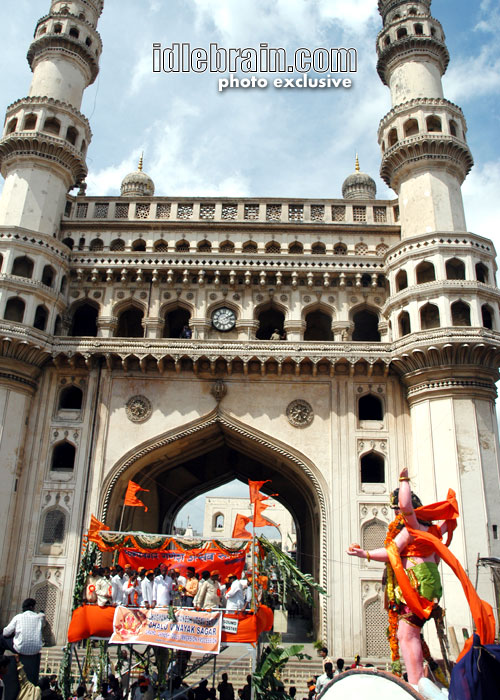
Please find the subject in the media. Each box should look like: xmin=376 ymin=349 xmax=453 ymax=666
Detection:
xmin=69 ymin=300 xmax=99 ymax=336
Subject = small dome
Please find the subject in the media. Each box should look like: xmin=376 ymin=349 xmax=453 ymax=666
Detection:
xmin=120 ymin=155 xmax=155 ymax=197
xmin=342 ymin=156 xmax=377 ymax=200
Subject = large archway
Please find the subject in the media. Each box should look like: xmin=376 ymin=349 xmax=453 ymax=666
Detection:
xmin=101 ymin=409 xmax=328 ymax=635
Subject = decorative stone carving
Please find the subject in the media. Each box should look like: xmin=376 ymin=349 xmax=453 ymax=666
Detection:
xmin=286 ymin=399 xmax=314 ymax=428
xmin=126 ymin=395 xmax=152 ymax=423
xmin=211 ymin=379 xmax=227 ymax=402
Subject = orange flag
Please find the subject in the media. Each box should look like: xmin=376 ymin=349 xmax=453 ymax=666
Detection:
xmin=253 ymin=499 xmax=276 ymax=527
xmin=232 ymin=514 xmax=253 ymax=539
xmin=124 ymin=480 xmax=149 ymax=512
xmin=88 ymin=514 xmax=110 ymax=544
xmin=249 ymin=480 xmax=270 ymax=503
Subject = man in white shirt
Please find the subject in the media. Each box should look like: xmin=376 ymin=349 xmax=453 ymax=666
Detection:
xmin=315 ymin=662 xmax=334 ymax=697
xmin=0 ymin=598 xmax=45 ymax=684
xmin=111 ymin=566 xmax=127 ymax=605
xmin=153 ymin=565 xmax=173 ymax=607
xmin=225 ymin=575 xmax=245 ymax=611
xmin=141 ymin=571 xmax=155 ymax=608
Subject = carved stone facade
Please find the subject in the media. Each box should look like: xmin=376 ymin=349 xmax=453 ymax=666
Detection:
xmin=0 ymin=0 xmax=499 ymax=661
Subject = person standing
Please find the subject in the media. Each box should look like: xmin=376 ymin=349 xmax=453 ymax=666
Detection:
xmin=195 ymin=571 xmax=221 ymax=610
xmin=0 ymin=599 xmax=45 ymax=685
xmin=217 ymin=674 xmax=234 ymax=700
xmin=182 ymin=568 xmax=198 ymax=607
xmin=153 ymin=565 xmax=173 ymax=607
xmin=141 ymin=571 xmax=155 ymax=609
xmin=225 ymin=575 xmax=245 ymax=611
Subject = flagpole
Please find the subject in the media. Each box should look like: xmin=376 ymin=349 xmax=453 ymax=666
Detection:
xmin=251 ymin=503 xmax=256 ymax=612
xmin=114 ymin=502 xmax=126 ymax=565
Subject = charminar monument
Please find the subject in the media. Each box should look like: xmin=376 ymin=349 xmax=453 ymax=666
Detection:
xmin=0 ymin=0 xmax=498 ymax=659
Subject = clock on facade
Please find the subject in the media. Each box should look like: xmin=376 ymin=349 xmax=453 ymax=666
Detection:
xmin=212 ymin=307 xmax=236 ymax=331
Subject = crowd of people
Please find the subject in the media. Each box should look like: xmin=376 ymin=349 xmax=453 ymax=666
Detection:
xmin=84 ymin=565 xmax=255 ymax=612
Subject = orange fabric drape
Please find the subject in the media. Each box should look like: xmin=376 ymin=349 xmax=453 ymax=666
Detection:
xmin=390 ymin=489 xmax=495 ymax=660
xmin=87 ymin=514 xmax=110 ymax=545
xmin=248 ymin=480 xmax=270 ymax=504
xmin=253 ymin=499 xmax=275 ymax=527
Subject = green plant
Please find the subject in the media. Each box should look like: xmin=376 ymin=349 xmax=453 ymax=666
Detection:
xmin=253 ymin=634 xmax=310 ymax=699
xmin=313 ymin=639 xmax=325 ymax=651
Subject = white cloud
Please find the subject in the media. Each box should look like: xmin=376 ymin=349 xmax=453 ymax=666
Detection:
xmin=462 ymin=159 xmax=500 ymax=245
xmin=444 ymin=45 xmax=500 ymax=102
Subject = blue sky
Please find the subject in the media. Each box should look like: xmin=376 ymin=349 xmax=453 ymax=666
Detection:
xmin=1 ymin=1 xmax=499 ymax=532
xmin=1 ymin=1 xmax=499 ymax=242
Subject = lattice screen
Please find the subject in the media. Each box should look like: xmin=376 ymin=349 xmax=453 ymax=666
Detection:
xmin=34 ymin=583 xmax=58 ymax=644
xmin=42 ymin=510 xmax=66 ymax=545
xmin=362 ymin=520 xmax=387 ymax=552
xmin=365 ymin=596 xmax=390 ymax=657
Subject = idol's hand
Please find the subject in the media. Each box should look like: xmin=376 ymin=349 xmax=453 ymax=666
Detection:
xmin=346 ymin=543 xmax=365 ymax=558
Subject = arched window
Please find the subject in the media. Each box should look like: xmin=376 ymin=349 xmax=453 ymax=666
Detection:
xmin=154 ymin=240 xmax=169 ymax=252
xmin=33 ymin=305 xmax=48 ymax=331
xmin=89 ymin=238 xmax=104 ymax=251
xmin=42 ymin=509 xmax=66 ymax=544
xmin=43 ymin=117 xmax=61 ymax=136
xmin=420 ymin=303 xmax=440 ymax=330
xmin=361 ymin=274 xmax=371 ymax=288
xmin=80 ymin=139 xmax=87 ymax=154
xmin=311 ymin=242 xmax=326 ymax=255
xmin=256 ymin=306 xmax=285 ymax=340
xmin=66 ymin=126 xmax=78 ymax=145
xmin=50 ymin=441 xmax=76 ymax=471
xmin=482 ymin=305 xmax=494 ymax=330
xmin=414 ymin=23 xmax=424 ymax=35
xmin=7 ymin=118 xmax=18 ymax=134
xmin=214 ymin=513 xmax=224 ymax=530
xmin=397 ymin=27 xmax=408 ymax=39
xmin=395 ymin=269 xmax=408 ymax=291
xmin=23 ymin=113 xmax=37 ymax=130
xmin=70 ymin=303 xmax=98 ymax=336
xmin=304 ymin=310 xmax=333 ymax=341
xmin=132 ymin=239 xmax=146 ymax=252
xmin=334 ymin=243 xmax=347 ymax=255
xmin=446 ymin=258 xmax=466 ymax=280
xmin=219 ymin=240 xmax=235 ymax=253
xmin=175 ymin=239 xmax=190 ymax=252
xmin=450 ymin=120 xmax=458 ymax=137
xmin=116 ymin=307 xmax=144 ymax=338
xmin=352 ymin=309 xmax=380 ymax=342
xmin=384 ymin=36 xmax=391 ymax=46
xmin=12 ymin=255 xmax=34 ymax=278
xmin=4 ymin=297 xmax=25 ymax=323
xmin=59 ymin=385 xmax=83 ymax=410
xmin=361 ymin=452 xmax=385 ymax=483
xmin=388 ymin=128 xmax=398 ymax=147
xmin=197 ymin=240 xmax=212 ymax=252
xmin=358 ymin=395 xmax=384 ymax=421
xmin=42 ymin=265 xmax=55 ymax=287
xmin=85 ymin=37 xmax=92 ymax=47
xmin=398 ymin=310 xmax=411 ymax=336
xmin=110 ymin=239 xmax=125 ymax=251
xmin=404 ymin=118 xmax=419 ymax=137
xmin=241 ymin=241 xmax=257 ymax=254
xmin=69 ymin=26 xmax=80 ymax=39
xmin=451 ymin=300 xmax=471 ymax=326
xmin=426 ymin=116 xmax=442 ymax=132
xmin=265 ymin=241 xmax=281 ymax=254
xmin=54 ymin=23 xmax=63 ymax=34
xmin=62 ymin=237 xmax=74 ymax=250
xmin=164 ymin=307 xmax=191 ymax=338
xmin=476 ymin=263 xmax=489 ymax=284
xmin=33 ymin=583 xmax=57 ymax=646
xmin=288 ymin=242 xmax=303 ymax=254
xmin=60 ymin=275 xmax=67 ymax=294
xmin=416 ymin=261 xmax=435 ymax=284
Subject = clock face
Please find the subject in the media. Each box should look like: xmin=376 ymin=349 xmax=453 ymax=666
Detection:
xmin=212 ymin=307 xmax=236 ymax=331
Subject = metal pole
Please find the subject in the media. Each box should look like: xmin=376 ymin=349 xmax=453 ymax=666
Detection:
xmin=212 ymin=654 xmax=217 ymax=690
xmin=126 ymin=645 xmax=133 ymax=700
xmin=474 ymin=552 xmax=480 ymax=591
xmin=250 ymin=645 xmax=257 ymax=700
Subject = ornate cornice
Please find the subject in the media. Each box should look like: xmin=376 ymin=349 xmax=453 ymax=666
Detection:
xmin=27 ymin=33 xmax=100 ymax=85
xmin=377 ymin=36 xmax=449 ymax=86
xmin=383 ymin=279 xmax=500 ymax=314
xmin=378 ymin=97 xmax=465 ymax=133
xmin=380 ymin=134 xmax=473 ymax=189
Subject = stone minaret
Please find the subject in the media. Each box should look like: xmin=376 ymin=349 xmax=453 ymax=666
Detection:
xmin=377 ymin=0 xmax=473 ymax=238
xmin=0 ymin=0 xmax=103 ymax=612
xmin=378 ymin=0 xmax=500 ymax=638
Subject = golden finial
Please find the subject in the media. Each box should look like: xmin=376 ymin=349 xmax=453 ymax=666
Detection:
xmin=138 ymin=152 xmax=144 ymax=171
xmin=355 ymin=153 xmax=360 ymax=172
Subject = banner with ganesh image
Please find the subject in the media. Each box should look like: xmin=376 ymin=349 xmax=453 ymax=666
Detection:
xmin=109 ymin=606 xmax=222 ymax=654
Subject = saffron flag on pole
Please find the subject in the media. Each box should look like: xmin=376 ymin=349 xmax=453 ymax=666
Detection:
xmin=248 ymin=480 xmax=270 ymax=503
xmin=124 ymin=480 xmax=149 ymax=512
xmin=253 ymin=499 xmax=277 ymax=528
xmin=232 ymin=514 xmax=253 ymax=539
xmin=87 ymin=514 xmax=110 ymax=545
